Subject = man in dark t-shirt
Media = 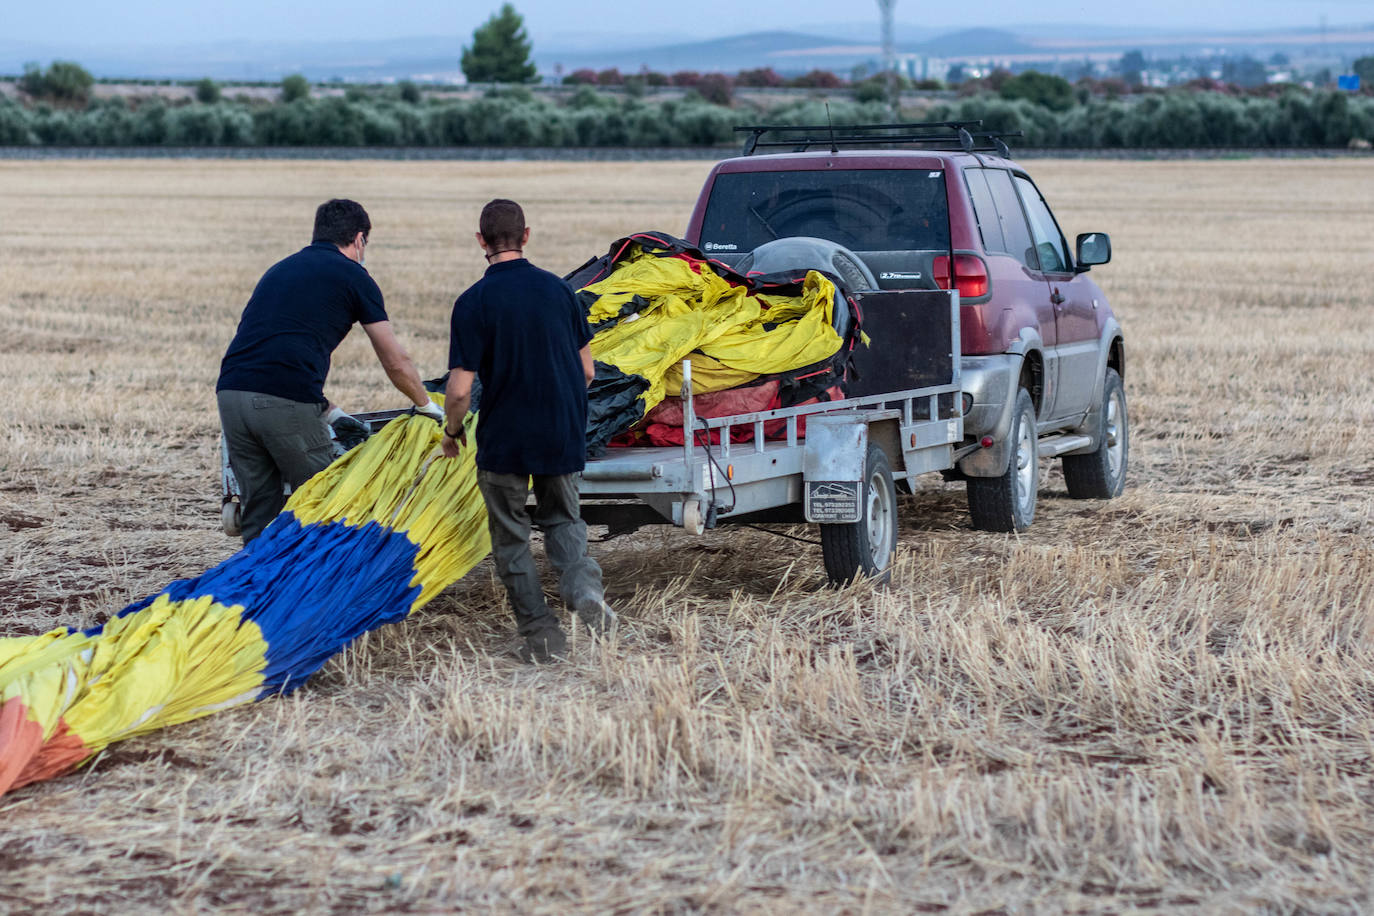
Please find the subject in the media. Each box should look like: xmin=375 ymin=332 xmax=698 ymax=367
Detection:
xmin=441 ymin=199 xmax=615 ymax=663
xmin=217 ymin=198 xmax=441 ymax=543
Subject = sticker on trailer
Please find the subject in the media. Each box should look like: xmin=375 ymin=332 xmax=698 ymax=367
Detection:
xmin=805 ymin=480 xmax=861 ymax=523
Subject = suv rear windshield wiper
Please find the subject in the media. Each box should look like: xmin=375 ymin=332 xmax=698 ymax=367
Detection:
xmin=749 ymin=204 xmax=779 ymax=240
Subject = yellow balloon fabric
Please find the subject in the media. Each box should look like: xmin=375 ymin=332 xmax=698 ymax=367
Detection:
xmin=585 ymin=251 xmax=842 ymax=414
xmin=288 ymin=411 xmax=491 ymax=610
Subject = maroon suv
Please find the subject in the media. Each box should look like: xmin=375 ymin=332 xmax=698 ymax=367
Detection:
xmin=683 ymin=122 xmax=1128 ymax=531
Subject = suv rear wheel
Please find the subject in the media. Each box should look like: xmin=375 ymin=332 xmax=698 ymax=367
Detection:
xmin=1063 ymin=368 xmax=1128 ymax=499
xmin=967 ymin=387 xmax=1038 ymax=532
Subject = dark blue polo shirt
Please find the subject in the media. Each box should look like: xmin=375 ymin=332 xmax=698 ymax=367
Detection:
xmin=448 ymin=259 xmax=592 ymax=476
xmin=217 ymin=242 xmax=388 ymax=404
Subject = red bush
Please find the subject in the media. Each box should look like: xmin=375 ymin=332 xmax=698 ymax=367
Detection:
xmin=736 ymin=67 xmax=783 ymax=88
xmin=789 ymin=69 xmax=846 ymax=89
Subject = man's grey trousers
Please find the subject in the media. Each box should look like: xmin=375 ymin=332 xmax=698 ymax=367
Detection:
xmin=476 ymin=469 xmax=605 ymax=637
xmin=217 ymin=389 xmax=332 ymax=543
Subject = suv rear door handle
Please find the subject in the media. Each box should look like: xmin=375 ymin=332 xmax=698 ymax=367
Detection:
xmin=1050 ymin=289 xmax=1065 ymax=305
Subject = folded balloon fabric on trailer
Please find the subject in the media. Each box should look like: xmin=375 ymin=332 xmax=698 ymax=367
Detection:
xmin=0 ymin=231 xmax=851 ymax=796
xmin=575 ymin=231 xmax=856 ymax=453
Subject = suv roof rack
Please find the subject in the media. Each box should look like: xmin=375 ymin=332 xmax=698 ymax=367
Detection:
xmin=734 ymin=121 xmax=1022 ymax=158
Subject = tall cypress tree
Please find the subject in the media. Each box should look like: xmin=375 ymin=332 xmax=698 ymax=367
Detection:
xmin=462 ymin=4 xmax=538 ymax=84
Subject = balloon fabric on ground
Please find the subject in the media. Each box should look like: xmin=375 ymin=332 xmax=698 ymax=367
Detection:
xmin=0 ymin=412 xmax=487 ymax=795
xmin=0 ymin=235 xmax=846 ymax=797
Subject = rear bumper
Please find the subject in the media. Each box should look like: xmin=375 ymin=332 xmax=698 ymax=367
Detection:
xmin=956 ymin=354 xmax=1020 ymax=477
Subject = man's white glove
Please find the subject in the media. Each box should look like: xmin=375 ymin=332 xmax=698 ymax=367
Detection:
xmin=412 ymin=400 xmax=445 ymax=423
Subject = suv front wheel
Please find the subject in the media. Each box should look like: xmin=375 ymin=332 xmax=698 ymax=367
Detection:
xmin=967 ymin=387 xmax=1038 ymax=532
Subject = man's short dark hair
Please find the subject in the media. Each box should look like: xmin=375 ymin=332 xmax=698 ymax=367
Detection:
xmin=313 ymin=199 xmax=371 ymax=247
xmin=479 ymin=199 xmax=525 ymax=250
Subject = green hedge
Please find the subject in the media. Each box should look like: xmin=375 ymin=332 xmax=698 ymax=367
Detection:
xmin=923 ymin=91 xmax=1374 ymax=148
xmin=1 ymin=88 xmax=1371 ymax=148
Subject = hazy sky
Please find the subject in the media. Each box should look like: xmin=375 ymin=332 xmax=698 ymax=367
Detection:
xmin=5 ymin=0 xmax=1369 ymax=47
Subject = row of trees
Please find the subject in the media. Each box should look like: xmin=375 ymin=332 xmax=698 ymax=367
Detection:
xmin=925 ymin=91 xmax=1373 ymax=148
xmin=0 ymin=91 xmax=747 ymax=147
xmin=2 ymin=87 xmax=1371 ymax=148
xmin=560 ymin=67 xmax=936 ymax=90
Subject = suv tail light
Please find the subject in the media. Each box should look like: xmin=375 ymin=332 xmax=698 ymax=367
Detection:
xmin=933 ymin=254 xmax=989 ymax=299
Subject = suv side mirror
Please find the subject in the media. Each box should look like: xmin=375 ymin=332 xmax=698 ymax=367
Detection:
xmin=1076 ymin=232 xmax=1111 ymax=269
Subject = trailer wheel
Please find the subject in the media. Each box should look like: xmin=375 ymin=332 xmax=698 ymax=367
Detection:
xmin=1063 ymin=369 xmax=1128 ymax=499
xmin=967 ymin=387 xmax=1038 ymax=532
xmin=221 ymin=500 xmax=241 ymax=538
xmin=821 ymin=444 xmax=898 ymax=586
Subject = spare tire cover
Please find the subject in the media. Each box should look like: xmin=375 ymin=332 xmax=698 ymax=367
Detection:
xmin=737 ymin=237 xmax=875 ymax=339
xmin=738 ymin=237 xmax=878 ymax=292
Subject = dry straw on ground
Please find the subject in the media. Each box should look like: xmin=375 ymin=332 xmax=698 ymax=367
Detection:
xmin=1 ymin=157 xmax=1373 ymax=913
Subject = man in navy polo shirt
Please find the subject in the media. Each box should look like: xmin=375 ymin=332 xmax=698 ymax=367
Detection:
xmin=441 ymin=199 xmax=615 ymax=664
xmin=217 ymin=198 xmax=440 ymax=543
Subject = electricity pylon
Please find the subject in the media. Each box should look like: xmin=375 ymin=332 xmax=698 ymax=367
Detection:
xmin=878 ymin=0 xmax=897 ymax=118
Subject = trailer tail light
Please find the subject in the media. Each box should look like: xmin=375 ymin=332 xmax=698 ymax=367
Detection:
xmin=933 ymin=255 xmax=989 ymax=298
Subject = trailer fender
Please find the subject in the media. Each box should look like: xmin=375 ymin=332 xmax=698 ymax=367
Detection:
xmin=802 ymin=413 xmax=869 ymax=523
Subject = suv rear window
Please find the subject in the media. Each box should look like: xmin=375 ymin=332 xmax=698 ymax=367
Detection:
xmin=699 ymin=169 xmax=949 ymax=255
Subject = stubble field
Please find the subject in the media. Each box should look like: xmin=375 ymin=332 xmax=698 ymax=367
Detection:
xmin=1 ymin=156 xmax=1373 ymax=914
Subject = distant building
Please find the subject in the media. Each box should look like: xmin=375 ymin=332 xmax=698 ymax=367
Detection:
xmin=894 ymin=54 xmax=949 ymax=82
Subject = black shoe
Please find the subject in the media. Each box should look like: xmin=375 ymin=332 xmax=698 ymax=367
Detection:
xmin=518 ymin=626 xmax=568 ymax=664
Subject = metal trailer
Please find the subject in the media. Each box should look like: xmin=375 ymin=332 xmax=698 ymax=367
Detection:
xmin=220 ymin=288 xmax=968 ymax=584
xmin=577 ymin=288 xmax=965 ymax=584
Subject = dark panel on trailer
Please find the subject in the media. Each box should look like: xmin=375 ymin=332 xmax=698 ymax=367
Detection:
xmin=716 ymin=505 xmax=807 ymax=526
xmin=580 ymin=502 xmax=671 ymax=536
xmin=846 ymin=289 xmax=955 ymax=397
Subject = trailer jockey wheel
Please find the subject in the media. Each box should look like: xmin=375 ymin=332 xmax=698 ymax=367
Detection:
xmin=221 ymin=499 xmax=241 ymax=538
xmin=681 ymin=499 xmax=706 ymax=535
xmin=820 ymin=444 xmax=898 ymax=587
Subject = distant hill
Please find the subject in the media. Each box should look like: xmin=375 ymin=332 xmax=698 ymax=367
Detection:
xmin=1 ymin=23 xmax=1369 ymax=83
xmin=536 ymin=28 xmax=1037 ymax=76
xmin=536 ymin=30 xmax=871 ymax=76
xmin=910 ymin=28 xmax=1034 ymax=56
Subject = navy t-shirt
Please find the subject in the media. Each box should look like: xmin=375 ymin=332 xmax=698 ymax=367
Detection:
xmin=448 ymin=259 xmax=593 ymax=476
xmin=217 ymin=242 xmax=388 ymax=404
